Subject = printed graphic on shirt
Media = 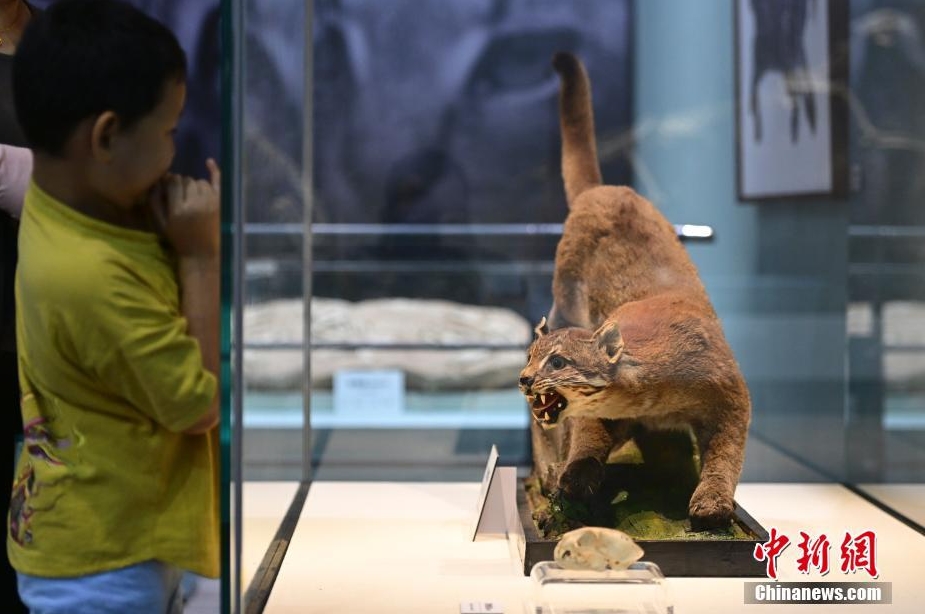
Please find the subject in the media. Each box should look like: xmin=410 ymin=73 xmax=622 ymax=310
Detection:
xmin=9 ymin=404 xmax=73 ymax=547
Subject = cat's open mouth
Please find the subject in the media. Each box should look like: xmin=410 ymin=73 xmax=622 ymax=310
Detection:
xmin=531 ymin=391 xmax=567 ymax=424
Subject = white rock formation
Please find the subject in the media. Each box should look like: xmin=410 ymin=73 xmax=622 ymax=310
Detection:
xmin=243 ymin=297 xmax=533 ymax=391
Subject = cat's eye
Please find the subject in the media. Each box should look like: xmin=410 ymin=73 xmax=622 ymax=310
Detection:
xmin=548 ymin=355 xmax=566 ymax=370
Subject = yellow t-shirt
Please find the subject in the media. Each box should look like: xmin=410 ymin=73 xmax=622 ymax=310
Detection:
xmin=7 ymin=182 xmax=219 ymax=578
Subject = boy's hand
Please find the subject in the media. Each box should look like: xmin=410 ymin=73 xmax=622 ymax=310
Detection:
xmin=149 ymin=158 xmax=221 ymax=259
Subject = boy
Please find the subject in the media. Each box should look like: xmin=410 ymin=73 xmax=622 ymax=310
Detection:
xmin=7 ymin=0 xmax=220 ymax=611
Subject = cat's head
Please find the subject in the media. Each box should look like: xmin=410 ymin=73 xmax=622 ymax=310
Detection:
xmin=518 ymin=317 xmax=624 ymax=426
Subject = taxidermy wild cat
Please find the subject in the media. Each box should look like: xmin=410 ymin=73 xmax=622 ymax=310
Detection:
xmin=519 ymin=52 xmax=751 ymax=530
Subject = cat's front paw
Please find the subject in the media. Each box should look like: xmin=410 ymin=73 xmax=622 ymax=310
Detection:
xmin=688 ymin=482 xmax=734 ymax=531
xmin=557 ymin=457 xmax=604 ymax=501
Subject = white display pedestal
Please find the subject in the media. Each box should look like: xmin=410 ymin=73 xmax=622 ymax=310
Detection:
xmin=254 ymin=482 xmax=925 ymax=614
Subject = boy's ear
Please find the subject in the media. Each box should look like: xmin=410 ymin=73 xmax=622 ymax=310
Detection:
xmin=89 ymin=111 xmax=119 ymax=161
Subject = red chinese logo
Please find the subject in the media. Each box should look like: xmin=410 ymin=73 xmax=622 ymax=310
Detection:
xmin=840 ymin=530 xmax=878 ymax=578
xmin=753 ymin=527 xmax=790 ymax=580
xmin=796 ymin=531 xmax=830 ymax=575
xmin=754 ymin=528 xmax=879 ymax=580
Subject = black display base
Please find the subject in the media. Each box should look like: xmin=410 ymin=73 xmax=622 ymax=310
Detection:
xmin=512 ymin=478 xmax=770 ymax=577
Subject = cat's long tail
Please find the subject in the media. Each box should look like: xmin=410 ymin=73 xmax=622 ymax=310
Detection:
xmin=553 ymin=52 xmax=602 ymax=207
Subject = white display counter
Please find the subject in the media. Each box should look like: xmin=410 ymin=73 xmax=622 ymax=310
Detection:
xmin=258 ymin=482 xmax=924 ymax=613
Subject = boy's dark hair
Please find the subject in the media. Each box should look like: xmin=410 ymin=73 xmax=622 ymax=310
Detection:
xmin=13 ymin=0 xmax=187 ymax=156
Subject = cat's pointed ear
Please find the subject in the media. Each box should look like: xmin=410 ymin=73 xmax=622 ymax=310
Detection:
xmin=593 ymin=320 xmax=624 ymax=364
xmin=534 ymin=317 xmax=549 ymax=338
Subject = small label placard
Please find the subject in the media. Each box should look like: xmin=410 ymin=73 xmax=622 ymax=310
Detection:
xmin=333 ymin=369 xmax=404 ymax=416
xmin=459 ymin=602 xmax=503 ymax=613
xmin=470 ymin=445 xmax=500 ymax=538
xmin=471 ymin=445 xmax=516 ymax=540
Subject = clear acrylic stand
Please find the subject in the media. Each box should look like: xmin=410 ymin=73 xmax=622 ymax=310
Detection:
xmin=526 ymin=560 xmax=674 ymax=614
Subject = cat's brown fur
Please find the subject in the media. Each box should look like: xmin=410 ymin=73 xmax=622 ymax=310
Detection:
xmin=519 ymin=52 xmax=751 ymax=530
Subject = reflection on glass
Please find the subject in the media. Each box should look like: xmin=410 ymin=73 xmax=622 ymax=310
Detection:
xmin=846 ymin=0 xmax=925 ymax=525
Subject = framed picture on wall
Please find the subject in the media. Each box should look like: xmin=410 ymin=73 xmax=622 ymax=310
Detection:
xmin=735 ymin=0 xmax=849 ymax=201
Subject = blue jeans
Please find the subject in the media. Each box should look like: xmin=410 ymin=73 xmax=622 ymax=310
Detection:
xmin=17 ymin=560 xmax=184 ymax=614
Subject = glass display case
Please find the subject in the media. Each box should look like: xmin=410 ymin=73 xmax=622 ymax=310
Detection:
xmin=225 ymin=0 xmax=925 ymax=612
xmin=527 ymin=561 xmax=674 ymax=614
xmin=227 ymin=2 xmax=925 ymax=614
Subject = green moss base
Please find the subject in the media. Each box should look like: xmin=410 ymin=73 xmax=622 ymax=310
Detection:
xmin=528 ymin=430 xmax=751 ymax=541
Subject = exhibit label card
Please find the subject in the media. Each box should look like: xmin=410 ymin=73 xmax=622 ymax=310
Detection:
xmin=333 ymin=369 xmax=404 ymax=416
